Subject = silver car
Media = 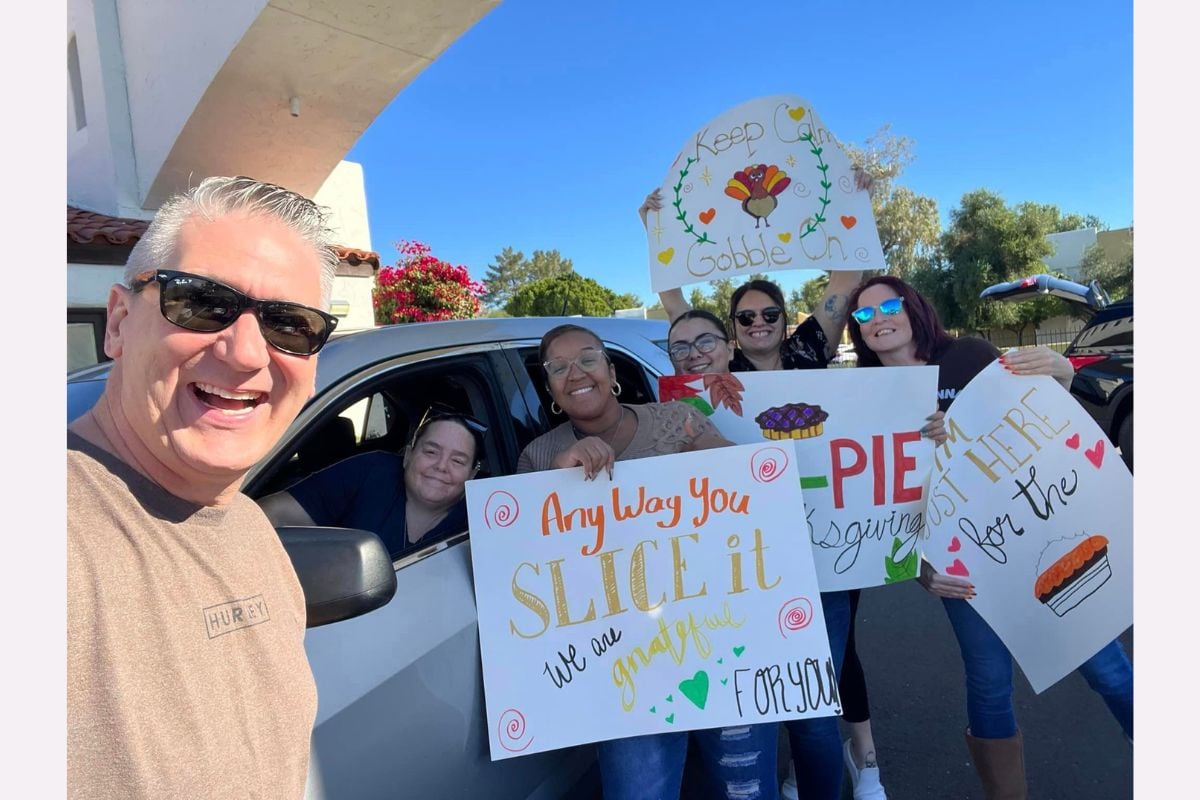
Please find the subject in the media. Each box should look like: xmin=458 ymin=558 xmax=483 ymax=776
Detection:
xmin=68 ymin=316 xmax=676 ymax=799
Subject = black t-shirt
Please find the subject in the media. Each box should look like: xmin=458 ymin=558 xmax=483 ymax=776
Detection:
xmin=730 ymin=314 xmax=830 ymax=372
xmin=929 ymin=336 xmax=1002 ymax=412
xmin=286 ymin=450 xmax=468 ymax=558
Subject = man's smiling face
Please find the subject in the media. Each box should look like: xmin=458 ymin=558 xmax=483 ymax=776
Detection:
xmin=103 ymin=211 xmax=324 ymax=486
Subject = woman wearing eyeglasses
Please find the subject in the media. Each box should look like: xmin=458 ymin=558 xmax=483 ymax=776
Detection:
xmin=846 ymin=275 xmax=1133 ymax=800
xmin=517 ymin=323 xmax=762 ymax=799
xmin=258 ymin=408 xmax=484 ymax=558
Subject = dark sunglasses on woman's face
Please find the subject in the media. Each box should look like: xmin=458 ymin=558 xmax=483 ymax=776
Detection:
xmin=733 ymin=306 xmax=783 ymax=327
xmin=130 ymin=269 xmax=338 ymax=356
xmin=850 ymin=296 xmax=905 ymax=325
xmin=668 ymin=333 xmax=728 ymax=362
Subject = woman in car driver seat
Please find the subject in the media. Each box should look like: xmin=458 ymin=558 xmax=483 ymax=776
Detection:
xmin=258 ymin=406 xmax=486 ymax=558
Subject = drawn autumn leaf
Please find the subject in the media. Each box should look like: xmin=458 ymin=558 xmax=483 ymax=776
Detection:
xmin=659 ymin=375 xmax=702 ymax=402
xmin=704 ymin=373 xmax=745 ymax=417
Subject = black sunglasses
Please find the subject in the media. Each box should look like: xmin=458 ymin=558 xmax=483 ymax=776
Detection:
xmin=130 ymin=269 xmax=338 ymax=356
xmin=733 ymin=306 xmax=783 ymax=327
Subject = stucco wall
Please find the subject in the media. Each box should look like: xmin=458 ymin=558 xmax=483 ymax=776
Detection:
xmin=117 ymin=0 xmax=269 ymax=205
xmin=313 ymin=161 xmax=373 ymax=252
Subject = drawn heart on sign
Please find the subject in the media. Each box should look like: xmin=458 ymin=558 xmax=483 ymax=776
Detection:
xmin=1085 ymin=440 xmax=1105 ymax=468
xmin=699 ymin=208 xmax=716 ymax=225
xmin=788 ymin=107 xmax=806 ymax=121
xmin=679 ymin=671 xmax=710 ymax=710
xmin=1065 ymin=433 xmax=1080 ymax=449
xmin=657 ymin=248 xmax=675 ymax=265
xmin=665 ymin=713 xmax=675 ymax=724
xmin=777 ymin=232 xmax=792 ymax=243
xmin=840 ymin=215 xmax=857 ymax=229
xmin=948 ymin=536 xmax=961 ymax=553
xmin=733 ymin=646 xmax=746 ymax=657
xmin=946 ymin=559 xmax=970 ymax=577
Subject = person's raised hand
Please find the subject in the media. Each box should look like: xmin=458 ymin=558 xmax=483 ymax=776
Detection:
xmin=917 ymin=559 xmax=976 ymax=600
xmin=998 ymin=346 xmax=1074 ymax=388
xmin=552 ymin=437 xmax=616 ymax=481
xmin=638 ymin=188 xmax=664 ymax=228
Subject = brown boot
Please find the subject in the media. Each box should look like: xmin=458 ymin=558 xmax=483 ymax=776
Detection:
xmin=964 ymin=729 xmax=1027 ymax=800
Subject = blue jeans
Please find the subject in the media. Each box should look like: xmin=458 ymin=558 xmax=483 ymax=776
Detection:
xmin=942 ymin=597 xmax=1133 ymax=739
xmin=783 ymin=590 xmax=851 ymax=800
xmin=597 ymin=724 xmax=780 ymax=800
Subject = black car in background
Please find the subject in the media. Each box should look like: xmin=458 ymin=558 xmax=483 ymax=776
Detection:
xmin=980 ymin=275 xmax=1133 ymax=471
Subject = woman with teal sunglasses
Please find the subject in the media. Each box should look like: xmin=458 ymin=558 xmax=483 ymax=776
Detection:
xmin=846 ymin=274 xmax=1132 ymax=800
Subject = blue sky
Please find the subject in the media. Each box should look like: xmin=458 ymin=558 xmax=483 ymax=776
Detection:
xmin=346 ymin=0 xmax=1132 ymax=305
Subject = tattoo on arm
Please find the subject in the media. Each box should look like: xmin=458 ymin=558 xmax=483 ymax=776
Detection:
xmin=823 ymin=294 xmax=848 ymax=324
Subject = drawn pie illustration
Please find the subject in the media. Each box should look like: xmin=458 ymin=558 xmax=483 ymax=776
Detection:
xmin=1033 ymin=534 xmax=1111 ymax=617
xmin=753 ymin=402 xmax=828 ymax=441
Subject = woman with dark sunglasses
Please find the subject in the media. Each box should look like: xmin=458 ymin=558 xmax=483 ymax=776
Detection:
xmin=847 ymin=275 xmax=1133 ymax=799
xmin=257 ymin=408 xmax=485 ymax=558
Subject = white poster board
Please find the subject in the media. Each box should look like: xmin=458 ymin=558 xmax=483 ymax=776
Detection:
xmin=660 ymin=367 xmax=938 ymax=590
xmin=924 ymin=362 xmax=1133 ymax=693
xmin=466 ymin=444 xmax=837 ymax=760
xmin=646 ymin=94 xmax=885 ymax=293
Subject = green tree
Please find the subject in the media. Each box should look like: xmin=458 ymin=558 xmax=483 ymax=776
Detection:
xmin=505 ymin=272 xmax=626 ymax=317
xmin=1079 ymin=243 xmax=1134 ymax=301
xmin=924 ymin=190 xmax=1088 ymax=342
xmin=797 ymin=275 xmax=829 ymax=316
xmin=842 ymin=125 xmax=942 ymax=278
xmin=482 ymin=247 xmax=574 ymax=307
xmin=613 ymin=292 xmax=643 ymax=310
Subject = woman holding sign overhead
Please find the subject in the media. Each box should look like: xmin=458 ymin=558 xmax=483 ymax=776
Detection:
xmin=520 ymin=322 xmax=792 ymax=800
xmin=647 ymin=167 xmax=894 ymax=800
xmin=846 ymin=274 xmax=1133 ymax=800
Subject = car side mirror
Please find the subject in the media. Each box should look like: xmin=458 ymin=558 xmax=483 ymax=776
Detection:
xmin=275 ymin=527 xmax=398 ymax=628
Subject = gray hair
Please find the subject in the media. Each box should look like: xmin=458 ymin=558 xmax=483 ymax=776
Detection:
xmin=124 ymin=176 xmax=340 ymax=307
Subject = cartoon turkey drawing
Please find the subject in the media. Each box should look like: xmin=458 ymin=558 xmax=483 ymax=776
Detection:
xmin=724 ymin=164 xmax=791 ymax=228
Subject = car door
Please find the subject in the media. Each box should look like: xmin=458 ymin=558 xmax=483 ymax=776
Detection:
xmin=242 ymin=344 xmax=594 ymax=800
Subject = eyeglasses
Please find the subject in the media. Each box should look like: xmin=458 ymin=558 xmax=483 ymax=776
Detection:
xmin=733 ymin=307 xmax=783 ymax=327
xmin=668 ymin=333 xmax=728 ymax=362
xmin=130 ymin=269 xmax=337 ymax=356
xmin=542 ymin=349 xmax=609 ymax=380
xmin=850 ymin=297 xmax=905 ymax=325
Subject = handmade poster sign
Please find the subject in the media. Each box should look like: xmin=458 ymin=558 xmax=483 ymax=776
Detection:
xmin=924 ymin=362 xmax=1133 ymax=693
xmin=646 ymin=94 xmax=885 ymax=293
xmin=659 ymin=367 xmax=938 ymax=591
xmin=466 ymin=444 xmax=836 ymax=760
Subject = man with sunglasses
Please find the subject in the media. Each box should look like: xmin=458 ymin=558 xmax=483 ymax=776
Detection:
xmin=67 ymin=176 xmax=340 ymax=799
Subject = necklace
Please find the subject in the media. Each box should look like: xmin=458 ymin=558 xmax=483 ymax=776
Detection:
xmin=572 ymin=406 xmax=628 ymax=446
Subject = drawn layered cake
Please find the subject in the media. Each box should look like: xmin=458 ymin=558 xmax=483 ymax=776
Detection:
xmin=753 ymin=402 xmax=828 ymax=441
xmin=1033 ymin=534 xmax=1112 ymax=617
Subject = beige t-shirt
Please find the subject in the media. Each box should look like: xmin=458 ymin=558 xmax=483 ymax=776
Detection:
xmin=67 ymin=432 xmax=317 ymax=800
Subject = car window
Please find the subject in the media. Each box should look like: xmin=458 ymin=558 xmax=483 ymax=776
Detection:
xmin=252 ymin=353 xmax=513 ymax=562
xmin=1071 ymin=301 xmax=1133 ymax=351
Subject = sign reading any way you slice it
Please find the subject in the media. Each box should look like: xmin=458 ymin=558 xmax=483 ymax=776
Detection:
xmin=647 ymin=94 xmax=885 ymax=293
xmin=466 ymin=444 xmax=837 ymax=760
xmin=660 ymin=367 xmax=938 ymax=592
xmin=924 ymin=362 xmax=1133 ymax=693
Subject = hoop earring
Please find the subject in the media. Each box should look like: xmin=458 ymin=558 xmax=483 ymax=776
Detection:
xmin=611 ymin=382 xmax=622 ymax=397
xmin=550 ymin=401 xmax=562 ymax=415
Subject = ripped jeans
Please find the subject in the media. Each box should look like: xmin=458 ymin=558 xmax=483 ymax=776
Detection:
xmin=596 ymin=723 xmax=780 ymax=800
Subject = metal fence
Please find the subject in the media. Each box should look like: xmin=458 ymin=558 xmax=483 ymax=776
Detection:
xmin=973 ymin=326 xmax=1085 ymax=353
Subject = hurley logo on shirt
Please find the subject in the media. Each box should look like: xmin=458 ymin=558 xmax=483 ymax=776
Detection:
xmin=203 ymin=594 xmax=271 ymax=638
